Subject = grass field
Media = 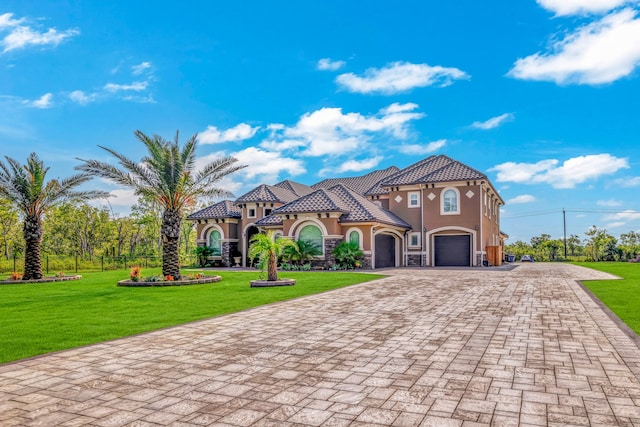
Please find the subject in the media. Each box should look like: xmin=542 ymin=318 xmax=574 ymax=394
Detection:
xmin=0 ymin=269 xmax=383 ymax=364
xmin=575 ymin=262 xmax=640 ymax=334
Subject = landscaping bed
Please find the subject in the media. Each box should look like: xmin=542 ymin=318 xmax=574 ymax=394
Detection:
xmin=118 ymin=275 xmax=221 ymax=286
xmin=0 ymin=275 xmax=82 ymax=285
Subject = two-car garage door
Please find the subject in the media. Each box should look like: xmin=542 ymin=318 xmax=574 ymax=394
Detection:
xmin=434 ymin=235 xmax=471 ymax=266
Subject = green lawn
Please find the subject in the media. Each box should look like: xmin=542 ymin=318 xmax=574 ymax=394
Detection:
xmin=574 ymin=262 xmax=640 ymax=334
xmin=0 ymin=269 xmax=383 ymax=364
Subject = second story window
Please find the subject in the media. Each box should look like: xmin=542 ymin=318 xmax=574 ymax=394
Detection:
xmin=408 ymin=191 xmax=420 ymax=208
xmin=248 ymin=208 xmax=256 ymax=218
xmin=441 ymin=188 xmax=460 ymax=215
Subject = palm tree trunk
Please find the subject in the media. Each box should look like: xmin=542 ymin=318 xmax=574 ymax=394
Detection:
xmin=161 ymin=209 xmax=182 ymax=279
xmin=267 ymin=251 xmax=278 ymax=281
xmin=23 ymin=215 xmax=43 ymax=280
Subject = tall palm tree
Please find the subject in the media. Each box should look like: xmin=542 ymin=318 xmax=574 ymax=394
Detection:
xmin=77 ymin=130 xmax=246 ymax=279
xmin=0 ymin=153 xmax=107 ymax=280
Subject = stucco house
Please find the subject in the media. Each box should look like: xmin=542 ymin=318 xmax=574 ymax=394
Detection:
xmin=187 ymin=154 xmax=506 ymax=269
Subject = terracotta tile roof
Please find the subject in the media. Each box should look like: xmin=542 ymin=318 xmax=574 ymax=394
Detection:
xmin=312 ymin=166 xmax=400 ymax=195
xmin=273 ymin=180 xmax=314 ymax=197
xmin=234 ymin=184 xmax=300 ymax=204
xmin=255 ymin=214 xmax=283 ymax=226
xmin=381 ymin=155 xmax=486 ymax=187
xmin=187 ymin=200 xmax=241 ymax=220
xmin=273 ymin=188 xmax=351 ymax=214
xmin=271 ymin=183 xmax=410 ymax=229
xmin=328 ymin=184 xmax=411 ymax=228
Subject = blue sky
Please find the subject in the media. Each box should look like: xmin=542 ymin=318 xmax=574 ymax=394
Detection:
xmin=1 ymin=0 xmax=639 ymax=244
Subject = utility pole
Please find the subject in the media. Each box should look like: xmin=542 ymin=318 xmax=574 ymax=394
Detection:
xmin=563 ymin=208 xmax=567 ymax=259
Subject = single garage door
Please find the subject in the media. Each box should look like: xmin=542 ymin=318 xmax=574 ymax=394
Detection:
xmin=375 ymin=234 xmax=396 ymax=268
xmin=434 ymin=235 xmax=471 ymax=266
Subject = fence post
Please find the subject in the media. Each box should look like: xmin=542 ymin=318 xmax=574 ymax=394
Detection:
xmin=101 ymin=256 xmax=104 ymax=272
xmin=145 ymin=256 xmax=148 ymax=268
xmin=46 ymin=256 xmax=49 ymax=275
xmin=75 ymin=255 xmax=78 ymax=273
xmin=123 ymin=255 xmax=127 ymax=269
xmin=13 ymin=254 xmax=16 ymax=272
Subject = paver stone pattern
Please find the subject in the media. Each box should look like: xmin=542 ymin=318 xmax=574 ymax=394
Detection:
xmin=1 ymin=263 xmax=640 ymax=426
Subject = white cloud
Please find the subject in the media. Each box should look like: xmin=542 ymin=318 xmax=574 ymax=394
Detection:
xmin=260 ymin=138 xmax=306 ymax=151
xmin=230 ymin=147 xmax=306 ymax=181
xmin=131 ymin=61 xmax=152 ymax=75
xmin=266 ymin=103 xmax=424 ymax=156
xmin=103 ymin=81 xmax=149 ymax=92
xmin=603 ymin=210 xmax=640 ymax=228
xmin=615 ymin=176 xmax=640 ymax=187
xmin=490 ymin=154 xmax=629 ymax=188
xmin=317 ymin=58 xmax=345 ymax=71
xmin=22 ymin=93 xmax=53 ymax=108
xmin=335 ymin=156 xmax=384 ymax=173
xmin=199 ymin=123 xmax=259 ymax=144
xmin=398 ymin=139 xmax=447 ymax=155
xmin=536 ymin=0 xmax=633 ymax=16
xmin=597 ymin=198 xmax=623 ymax=206
xmin=509 ymin=8 xmax=640 ymax=85
xmin=0 ymin=13 xmax=24 ymax=29
xmin=471 ymin=113 xmax=514 ymax=130
xmin=507 ymin=194 xmax=537 ymax=204
xmin=69 ymin=90 xmax=96 ymax=105
xmin=336 ymin=61 xmax=469 ymax=94
xmin=0 ymin=13 xmax=79 ymax=53
xmin=106 ymin=188 xmax=139 ymax=207
xmin=197 ymin=148 xmax=306 ymax=185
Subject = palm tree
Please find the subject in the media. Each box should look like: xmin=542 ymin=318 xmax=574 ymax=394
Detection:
xmin=248 ymin=231 xmax=296 ymax=281
xmin=332 ymin=241 xmax=364 ymax=269
xmin=0 ymin=153 xmax=107 ymax=280
xmin=77 ymin=130 xmax=246 ymax=279
xmin=283 ymin=239 xmax=321 ymax=267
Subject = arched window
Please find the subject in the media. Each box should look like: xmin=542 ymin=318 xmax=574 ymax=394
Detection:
xmin=349 ymin=230 xmax=360 ymax=246
xmin=299 ymin=224 xmax=323 ymax=252
xmin=208 ymin=230 xmax=221 ymax=256
xmin=443 ymin=188 xmax=459 ymax=214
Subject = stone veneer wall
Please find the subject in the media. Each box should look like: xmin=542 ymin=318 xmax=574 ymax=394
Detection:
xmin=362 ymin=253 xmax=372 ymax=269
xmin=221 ymin=241 xmax=238 ymax=267
xmin=320 ymin=237 xmax=342 ymax=269
xmin=407 ymin=254 xmax=421 ymax=267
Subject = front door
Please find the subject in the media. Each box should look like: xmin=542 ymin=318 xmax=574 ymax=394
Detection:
xmin=374 ymin=234 xmax=396 ymax=268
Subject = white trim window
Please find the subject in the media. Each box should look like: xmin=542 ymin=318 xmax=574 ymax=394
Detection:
xmin=298 ymin=224 xmax=324 ymax=255
xmin=208 ymin=229 xmax=222 ymax=256
xmin=441 ymin=187 xmax=460 ymax=215
xmin=408 ymin=232 xmax=421 ymax=248
xmin=247 ymin=207 xmax=256 ymax=218
xmin=408 ymin=191 xmax=420 ymax=208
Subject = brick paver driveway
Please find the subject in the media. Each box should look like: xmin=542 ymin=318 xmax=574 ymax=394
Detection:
xmin=2 ymin=263 xmax=640 ymax=426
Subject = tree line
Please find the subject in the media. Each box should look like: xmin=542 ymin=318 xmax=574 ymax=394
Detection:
xmin=0 ymin=130 xmax=245 ymax=279
xmin=505 ymin=226 xmax=640 ymax=262
xmin=0 ymin=197 xmax=197 ymax=262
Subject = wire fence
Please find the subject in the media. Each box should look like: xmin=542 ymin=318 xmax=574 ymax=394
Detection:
xmin=0 ymin=254 xmax=199 ymax=275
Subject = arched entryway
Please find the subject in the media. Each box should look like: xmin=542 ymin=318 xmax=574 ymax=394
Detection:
xmin=374 ymin=234 xmax=396 ymax=268
xmin=245 ymin=225 xmax=259 ymax=266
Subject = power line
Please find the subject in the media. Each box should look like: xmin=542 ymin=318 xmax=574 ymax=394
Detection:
xmin=502 ymin=208 xmax=640 ymax=219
